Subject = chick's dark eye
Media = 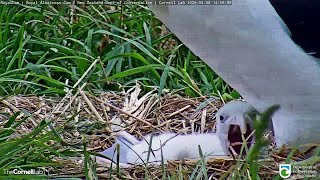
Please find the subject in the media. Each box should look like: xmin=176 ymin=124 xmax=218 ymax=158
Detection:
xmin=219 ymin=114 xmax=228 ymax=123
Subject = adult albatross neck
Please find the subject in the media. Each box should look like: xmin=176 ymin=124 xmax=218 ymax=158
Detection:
xmin=149 ymin=0 xmax=320 ymax=146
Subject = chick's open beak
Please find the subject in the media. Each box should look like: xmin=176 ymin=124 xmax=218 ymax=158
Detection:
xmin=229 ymin=114 xmax=247 ymax=134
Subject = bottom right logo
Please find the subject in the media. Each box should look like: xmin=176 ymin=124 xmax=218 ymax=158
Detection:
xmin=279 ymin=164 xmax=292 ymax=178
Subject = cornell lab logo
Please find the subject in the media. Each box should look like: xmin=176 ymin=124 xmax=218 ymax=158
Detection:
xmin=279 ymin=164 xmax=291 ymax=178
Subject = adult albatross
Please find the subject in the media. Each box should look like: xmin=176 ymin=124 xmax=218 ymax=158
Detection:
xmin=149 ymin=0 xmax=320 ymax=147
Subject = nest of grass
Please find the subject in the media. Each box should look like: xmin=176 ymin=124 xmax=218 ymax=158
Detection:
xmin=0 ymin=83 xmax=318 ymax=179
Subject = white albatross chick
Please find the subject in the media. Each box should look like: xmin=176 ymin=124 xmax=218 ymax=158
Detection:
xmin=96 ymin=101 xmax=259 ymax=166
xmin=126 ymin=102 xmax=258 ymax=165
xmin=126 ymin=132 xmax=229 ymax=165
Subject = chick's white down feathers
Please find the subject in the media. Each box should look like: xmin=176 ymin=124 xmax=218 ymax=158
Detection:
xmin=127 ymin=133 xmax=229 ymax=165
xmin=98 ymin=101 xmax=258 ymax=165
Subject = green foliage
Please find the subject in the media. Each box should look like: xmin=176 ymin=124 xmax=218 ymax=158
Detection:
xmin=0 ymin=4 xmax=236 ymax=99
xmin=245 ymin=105 xmax=280 ymax=179
xmin=0 ymin=112 xmax=60 ymax=179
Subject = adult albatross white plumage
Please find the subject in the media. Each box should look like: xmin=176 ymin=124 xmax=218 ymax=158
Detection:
xmin=149 ymin=0 xmax=320 ymax=147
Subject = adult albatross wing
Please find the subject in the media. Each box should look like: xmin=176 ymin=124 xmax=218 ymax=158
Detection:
xmin=149 ymin=0 xmax=320 ymax=146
